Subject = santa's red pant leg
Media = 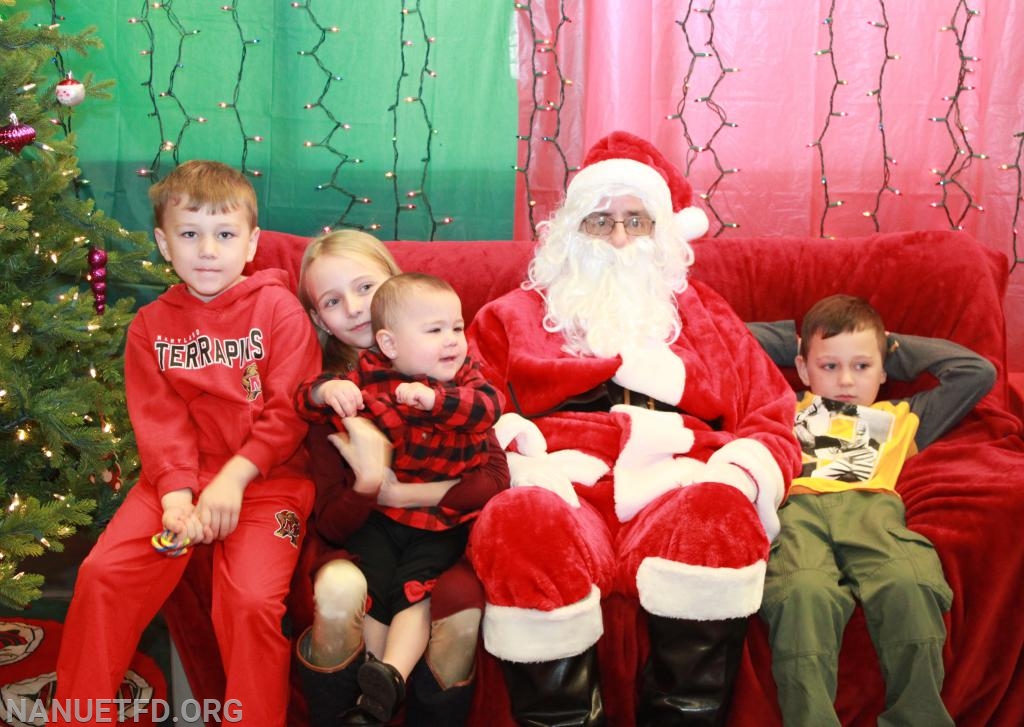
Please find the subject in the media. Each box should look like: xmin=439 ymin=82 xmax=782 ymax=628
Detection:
xmin=469 ymin=487 xmax=615 ymax=663
xmin=470 ymin=480 xmax=770 ymax=725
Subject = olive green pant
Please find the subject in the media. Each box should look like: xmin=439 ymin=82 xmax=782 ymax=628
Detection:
xmin=759 ymin=491 xmax=954 ymax=727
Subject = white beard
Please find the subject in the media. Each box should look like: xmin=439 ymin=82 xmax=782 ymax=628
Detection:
xmin=540 ymin=234 xmax=682 ymax=358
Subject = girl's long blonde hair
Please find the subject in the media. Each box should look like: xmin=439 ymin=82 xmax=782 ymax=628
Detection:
xmin=298 ymin=229 xmax=402 ymax=373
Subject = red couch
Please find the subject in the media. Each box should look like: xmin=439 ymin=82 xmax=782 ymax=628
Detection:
xmin=164 ymin=228 xmax=1024 ymax=726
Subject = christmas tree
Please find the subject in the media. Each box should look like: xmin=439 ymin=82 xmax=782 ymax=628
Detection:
xmin=0 ymin=11 xmax=169 ymax=609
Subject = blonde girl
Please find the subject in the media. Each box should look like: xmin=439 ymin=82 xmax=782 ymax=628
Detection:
xmin=294 ymin=229 xmax=507 ymax=725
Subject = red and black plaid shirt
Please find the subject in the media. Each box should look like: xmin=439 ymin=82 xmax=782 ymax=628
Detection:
xmin=296 ymin=349 xmax=501 ymax=531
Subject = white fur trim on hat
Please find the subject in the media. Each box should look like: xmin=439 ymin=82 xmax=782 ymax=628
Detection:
xmin=567 ymin=158 xmax=673 ymax=217
xmin=637 ymin=556 xmax=767 ymax=619
xmin=482 ymin=585 xmax=604 ymax=663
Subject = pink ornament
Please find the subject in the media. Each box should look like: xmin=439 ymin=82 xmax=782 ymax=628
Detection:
xmin=56 ymin=73 xmax=86 ymax=107
xmin=88 ymin=246 xmax=109 ymax=315
xmin=0 ymin=114 xmax=36 ymax=154
xmin=87 ymin=247 xmax=108 ymax=267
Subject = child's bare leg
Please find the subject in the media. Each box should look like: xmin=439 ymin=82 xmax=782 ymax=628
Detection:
xmin=363 ymin=613 xmax=389 ymax=659
xmin=308 ymin=559 xmax=366 ymax=667
xmin=381 ymin=598 xmax=431 ymax=679
xmin=357 ymin=599 xmax=430 ymax=722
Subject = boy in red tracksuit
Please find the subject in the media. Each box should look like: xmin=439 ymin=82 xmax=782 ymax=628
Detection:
xmin=55 ymin=160 xmax=321 ymax=726
xmin=296 ymin=272 xmax=503 ymax=722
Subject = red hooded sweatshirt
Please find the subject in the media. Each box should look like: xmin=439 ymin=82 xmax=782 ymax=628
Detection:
xmin=125 ymin=269 xmax=321 ymax=498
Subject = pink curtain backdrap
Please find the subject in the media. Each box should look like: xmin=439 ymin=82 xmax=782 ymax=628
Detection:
xmin=514 ymin=0 xmax=1024 ymax=370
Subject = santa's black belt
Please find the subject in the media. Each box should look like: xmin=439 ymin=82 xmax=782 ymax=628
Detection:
xmin=506 ymin=381 xmax=725 ymax=431
xmin=508 ymin=380 xmax=678 ymax=417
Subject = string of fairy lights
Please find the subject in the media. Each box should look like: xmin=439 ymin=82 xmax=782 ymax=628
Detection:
xmin=46 ymin=0 xmax=91 ymax=200
xmin=1008 ymin=132 xmax=1024 ymax=272
xmin=293 ymin=0 xmax=452 ymax=238
xmin=810 ymin=1 xmax=846 ymax=237
xmin=220 ymin=1 xmax=265 ymax=180
xmin=128 ymin=0 xmax=205 ymax=179
xmin=672 ymin=0 xmax=740 ymax=236
xmin=512 ymin=0 xmax=576 ymax=239
xmin=670 ymin=0 xmax=1019 ymax=247
xmin=387 ymin=2 xmax=452 ymax=240
xmin=929 ymin=1 xmax=986 ymax=230
xmin=27 ymin=2 xmax=1024 ymax=260
xmin=48 ymin=1 xmax=70 ymax=135
xmin=865 ymin=1 xmax=898 ymax=229
xmin=293 ymin=0 xmax=375 ymax=231
xmin=807 ymin=0 xmax=906 ymax=237
xmin=128 ymin=0 xmax=263 ymax=180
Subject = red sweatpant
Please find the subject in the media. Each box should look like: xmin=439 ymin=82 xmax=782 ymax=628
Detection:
xmin=54 ymin=475 xmax=314 ymax=727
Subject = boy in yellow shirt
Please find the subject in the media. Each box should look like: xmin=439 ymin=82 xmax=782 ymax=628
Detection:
xmin=749 ymin=294 xmax=995 ymax=727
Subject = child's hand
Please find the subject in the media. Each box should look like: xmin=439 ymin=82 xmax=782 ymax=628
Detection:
xmin=160 ymin=488 xmax=203 ymax=547
xmin=316 ymin=379 xmax=364 ymax=418
xmin=195 ymin=456 xmax=257 ymax=541
xmin=394 ymin=381 xmax=435 ymax=410
xmin=196 ymin=475 xmax=245 ymax=542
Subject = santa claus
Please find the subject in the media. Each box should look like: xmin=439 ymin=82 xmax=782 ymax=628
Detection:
xmin=467 ymin=131 xmax=801 ymax=725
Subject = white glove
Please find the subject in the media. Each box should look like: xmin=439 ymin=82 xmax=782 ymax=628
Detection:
xmin=493 ymin=412 xmax=547 ymax=456
xmin=697 ymin=462 xmax=758 ymax=502
xmin=612 ymin=343 xmax=686 ymax=406
xmin=506 ymin=449 xmax=609 ymax=509
xmin=611 ymin=405 xmax=697 ymax=522
xmin=706 ymin=439 xmax=786 ymax=541
xmin=611 ymin=405 xmax=695 ymax=468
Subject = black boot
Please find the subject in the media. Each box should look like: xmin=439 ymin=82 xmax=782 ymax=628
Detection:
xmin=637 ymin=615 xmax=747 ymax=727
xmin=295 ymin=628 xmax=379 ymax=726
xmin=499 ymin=647 xmax=605 ymax=727
xmin=403 ymin=658 xmax=474 ymax=726
xmin=356 ymin=652 xmax=406 ymax=722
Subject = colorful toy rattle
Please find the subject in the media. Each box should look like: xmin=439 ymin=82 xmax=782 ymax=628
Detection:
xmin=151 ymin=529 xmax=191 ymax=558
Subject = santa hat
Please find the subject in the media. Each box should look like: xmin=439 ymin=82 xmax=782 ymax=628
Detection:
xmin=566 ymin=131 xmax=709 ymax=241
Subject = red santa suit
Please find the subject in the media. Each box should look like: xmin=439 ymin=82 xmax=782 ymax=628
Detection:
xmin=464 ymin=130 xmax=802 ymax=725
xmin=468 ymin=283 xmax=799 ymax=658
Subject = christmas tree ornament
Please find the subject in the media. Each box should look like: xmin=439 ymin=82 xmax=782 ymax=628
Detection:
xmin=87 ymin=246 xmax=108 ymax=314
xmin=0 ymin=113 xmax=36 ymax=154
xmin=55 ymin=72 xmax=86 ymax=107
xmin=89 ymin=453 xmax=123 ymax=492
xmin=87 ymin=245 xmax=108 ymax=268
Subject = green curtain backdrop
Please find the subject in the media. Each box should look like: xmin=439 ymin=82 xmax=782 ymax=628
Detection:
xmin=26 ymin=1 xmax=518 ymax=242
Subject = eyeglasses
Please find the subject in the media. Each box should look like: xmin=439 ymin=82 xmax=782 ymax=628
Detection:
xmin=580 ymin=213 xmax=655 ymax=237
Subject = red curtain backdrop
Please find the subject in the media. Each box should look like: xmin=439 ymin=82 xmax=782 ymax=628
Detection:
xmin=513 ymin=0 xmax=1024 ymax=370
